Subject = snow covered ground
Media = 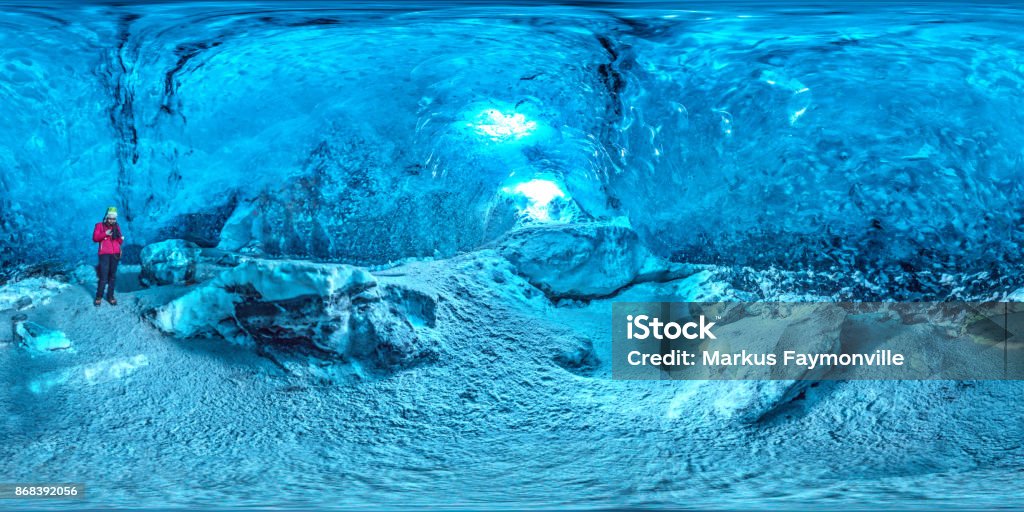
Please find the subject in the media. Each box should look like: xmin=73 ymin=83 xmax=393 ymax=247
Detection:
xmin=2 ymin=2 xmax=1024 ymax=509
xmin=1 ymin=247 xmax=1021 ymax=509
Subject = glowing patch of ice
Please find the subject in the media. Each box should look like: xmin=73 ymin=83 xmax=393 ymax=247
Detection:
xmin=469 ymin=109 xmax=536 ymax=141
xmin=790 ymin=106 xmax=808 ymax=124
xmin=28 ymin=355 xmax=149 ymax=394
xmin=502 ymin=178 xmax=567 ymax=222
xmin=82 ymin=355 xmax=149 ymax=384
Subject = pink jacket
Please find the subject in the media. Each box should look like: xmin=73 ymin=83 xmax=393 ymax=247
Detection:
xmin=93 ymin=222 xmax=124 ymax=255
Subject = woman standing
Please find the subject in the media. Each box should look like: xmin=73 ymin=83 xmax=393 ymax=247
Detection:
xmin=92 ymin=206 xmax=124 ymax=306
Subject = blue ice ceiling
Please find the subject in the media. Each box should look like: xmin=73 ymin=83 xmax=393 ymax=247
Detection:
xmin=2 ymin=4 xmax=1023 ymax=279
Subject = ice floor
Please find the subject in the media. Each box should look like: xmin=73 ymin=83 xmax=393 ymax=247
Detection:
xmin=2 ymin=1 xmax=1024 ymax=509
xmin=1 ymin=249 xmax=1022 ymax=510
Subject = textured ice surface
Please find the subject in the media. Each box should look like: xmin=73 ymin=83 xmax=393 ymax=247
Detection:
xmin=0 ymin=277 xmax=68 ymax=312
xmin=13 ymin=319 xmax=72 ymax=353
xmin=139 ymin=239 xmax=201 ymax=286
xmin=2 ymin=3 xmax=1023 ymax=299
xmin=0 ymin=2 xmax=1023 ymax=510
xmin=154 ymin=258 xmax=434 ymax=379
xmin=497 ymin=222 xmax=650 ymax=298
xmin=154 ymin=259 xmax=376 ymax=337
xmin=1 ymin=253 xmax=1022 ymax=510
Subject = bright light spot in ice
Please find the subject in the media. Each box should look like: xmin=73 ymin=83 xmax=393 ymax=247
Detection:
xmin=470 ymin=109 xmax=536 ymax=141
xmin=512 ymin=179 xmax=564 ymax=205
xmin=790 ymin=107 xmax=807 ymax=124
xmin=503 ymin=179 xmax=566 ymax=222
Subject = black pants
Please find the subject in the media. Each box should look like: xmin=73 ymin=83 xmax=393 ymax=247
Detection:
xmin=96 ymin=254 xmax=120 ymax=300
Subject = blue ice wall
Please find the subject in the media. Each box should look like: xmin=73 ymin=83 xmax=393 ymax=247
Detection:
xmin=606 ymin=10 xmax=1024 ymax=274
xmin=1 ymin=4 xmax=1023 ymax=281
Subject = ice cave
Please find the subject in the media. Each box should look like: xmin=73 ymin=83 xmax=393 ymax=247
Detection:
xmin=0 ymin=1 xmax=1022 ymax=509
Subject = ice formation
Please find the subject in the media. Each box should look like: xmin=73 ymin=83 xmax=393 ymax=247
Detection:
xmin=496 ymin=222 xmax=650 ymax=298
xmin=0 ymin=2 xmax=1022 ymax=510
xmin=27 ymin=355 xmax=149 ymax=394
xmin=154 ymin=259 xmax=435 ymax=379
xmin=0 ymin=3 xmax=1020 ymax=300
xmin=139 ymin=239 xmax=201 ymax=286
xmin=12 ymin=316 xmax=72 ymax=353
xmin=0 ymin=277 xmax=68 ymax=312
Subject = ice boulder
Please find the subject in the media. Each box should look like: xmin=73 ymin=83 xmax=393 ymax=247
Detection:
xmin=152 ymin=259 xmax=435 ymax=377
xmin=12 ymin=315 xmax=72 ymax=352
xmin=0 ymin=277 xmax=69 ymax=312
xmin=217 ymin=200 xmax=262 ymax=253
xmin=139 ymin=239 xmax=201 ymax=286
xmin=496 ymin=222 xmax=650 ymax=299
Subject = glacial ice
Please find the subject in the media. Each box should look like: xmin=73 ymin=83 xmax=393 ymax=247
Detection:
xmin=0 ymin=3 xmax=1022 ymax=509
xmin=153 ymin=258 xmax=433 ymax=378
xmin=139 ymin=239 xmax=201 ymax=286
xmin=0 ymin=277 xmax=69 ymax=312
xmin=154 ymin=259 xmax=376 ymax=338
xmin=0 ymin=4 xmax=1021 ymax=300
xmin=81 ymin=354 xmax=149 ymax=384
xmin=70 ymin=264 xmax=99 ymax=287
xmin=497 ymin=222 xmax=650 ymax=298
xmin=27 ymin=355 xmax=149 ymax=394
xmin=13 ymin=316 xmax=72 ymax=352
